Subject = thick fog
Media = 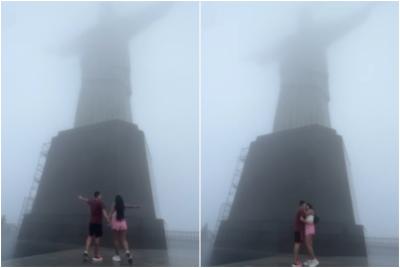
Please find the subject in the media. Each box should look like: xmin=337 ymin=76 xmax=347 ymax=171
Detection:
xmin=2 ymin=1 xmax=399 ymax=240
xmin=201 ymin=1 xmax=398 ymax=238
xmin=2 ymin=2 xmax=198 ymax=232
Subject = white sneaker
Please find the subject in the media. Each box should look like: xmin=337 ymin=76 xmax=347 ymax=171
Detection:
xmin=309 ymin=259 xmax=319 ymax=267
xmin=112 ymin=255 xmax=121 ymax=262
xmin=83 ymin=251 xmax=89 ymax=261
xmin=292 ymin=261 xmax=303 ymax=267
xmin=303 ymin=259 xmax=311 ymax=266
xmin=126 ymin=251 xmax=133 ymax=265
xmin=92 ymin=256 xmax=103 ymax=262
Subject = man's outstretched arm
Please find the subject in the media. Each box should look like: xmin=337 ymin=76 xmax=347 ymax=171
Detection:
xmin=78 ymin=195 xmax=89 ymax=203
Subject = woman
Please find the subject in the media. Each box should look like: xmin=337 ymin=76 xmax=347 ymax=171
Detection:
xmin=301 ymin=202 xmax=319 ymax=267
xmin=110 ymin=195 xmax=140 ymax=264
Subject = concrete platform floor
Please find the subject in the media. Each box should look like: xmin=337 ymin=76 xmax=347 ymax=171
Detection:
xmin=219 ymin=243 xmax=398 ymax=267
xmin=3 ymin=247 xmax=198 ymax=267
xmin=221 ymin=254 xmax=368 ymax=267
xmin=3 ymin=240 xmax=397 ymax=267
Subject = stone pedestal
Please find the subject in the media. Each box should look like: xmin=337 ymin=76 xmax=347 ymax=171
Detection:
xmin=211 ymin=125 xmax=366 ymax=265
xmin=16 ymin=120 xmax=166 ymax=257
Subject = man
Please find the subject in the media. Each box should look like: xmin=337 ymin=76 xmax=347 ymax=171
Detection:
xmin=78 ymin=191 xmax=110 ymax=262
xmin=292 ymin=200 xmax=307 ymax=267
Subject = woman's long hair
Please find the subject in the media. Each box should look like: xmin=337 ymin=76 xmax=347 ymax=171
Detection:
xmin=306 ymin=202 xmax=314 ymax=210
xmin=115 ymin=195 xmax=125 ymax=221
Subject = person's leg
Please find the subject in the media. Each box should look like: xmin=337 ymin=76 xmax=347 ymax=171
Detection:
xmin=85 ymin=224 xmax=94 ymax=255
xmin=121 ymin=230 xmax=130 ymax=252
xmin=305 ymin=235 xmax=316 ymax=259
xmin=113 ymin=231 xmax=120 ymax=256
xmin=293 ymin=242 xmax=301 ymax=264
xmin=310 ymin=236 xmax=317 ymax=259
xmin=85 ymin=236 xmax=92 ymax=253
xmin=293 ymin=231 xmax=302 ymax=265
xmin=94 ymin=237 xmax=100 ymax=258
xmin=96 ymin=224 xmax=103 ymax=258
xmin=120 ymin=230 xmax=132 ymax=264
xmin=306 ymin=235 xmax=319 ymax=266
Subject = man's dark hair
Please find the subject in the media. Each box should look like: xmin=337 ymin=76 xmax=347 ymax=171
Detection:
xmin=94 ymin=191 xmax=100 ymax=198
xmin=299 ymin=200 xmax=305 ymax=206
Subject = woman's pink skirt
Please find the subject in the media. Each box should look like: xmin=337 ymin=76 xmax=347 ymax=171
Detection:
xmin=305 ymin=224 xmax=315 ymax=236
xmin=111 ymin=218 xmax=128 ymax=231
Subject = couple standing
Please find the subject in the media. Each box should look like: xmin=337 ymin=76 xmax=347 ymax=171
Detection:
xmin=293 ymin=200 xmax=319 ymax=267
xmin=78 ymin=191 xmax=139 ymax=264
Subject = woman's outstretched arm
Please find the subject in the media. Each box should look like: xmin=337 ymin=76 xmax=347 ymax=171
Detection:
xmin=125 ymin=204 xmax=141 ymax=209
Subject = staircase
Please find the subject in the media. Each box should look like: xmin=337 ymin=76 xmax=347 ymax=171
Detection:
xmin=215 ymin=147 xmax=249 ymax=233
xmin=343 ymin=143 xmax=360 ymax=224
xmin=17 ymin=142 xmax=50 ymax=232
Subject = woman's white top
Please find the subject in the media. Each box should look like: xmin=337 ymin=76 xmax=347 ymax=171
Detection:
xmin=305 ymin=215 xmax=314 ymax=224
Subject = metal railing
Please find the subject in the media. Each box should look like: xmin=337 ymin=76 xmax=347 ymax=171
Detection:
xmin=165 ymin=230 xmax=199 ymax=241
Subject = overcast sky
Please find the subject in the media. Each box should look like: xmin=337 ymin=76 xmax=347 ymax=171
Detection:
xmin=201 ymin=1 xmax=398 ymax=238
xmin=2 ymin=1 xmax=198 ymax=232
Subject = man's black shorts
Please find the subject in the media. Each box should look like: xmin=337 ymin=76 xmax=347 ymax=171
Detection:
xmin=89 ymin=223 xmax=103 ymax=237
xmin=294 ymin=231 xmax=303 ymax=243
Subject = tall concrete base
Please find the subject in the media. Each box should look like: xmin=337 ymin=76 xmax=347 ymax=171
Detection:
xmin=15 ymin=120 xmax=166 ymax=257
xmin=210 ymin=125 xmax=366 ymax=265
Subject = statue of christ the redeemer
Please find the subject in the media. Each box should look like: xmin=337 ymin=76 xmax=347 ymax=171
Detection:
xmin=67 ymin=3 xmax=170 ymax=127
xmin=261 ymin=5 xmax=373 ymax=132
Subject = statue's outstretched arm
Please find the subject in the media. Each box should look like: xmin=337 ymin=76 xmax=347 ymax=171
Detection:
xmin=321 ymin=3 xmax=375 ymax=44
xmin=121 ymin=3 xmax=173 ymax=36
xmin=250 ymin=39 xmax=286 ymax=65
xmin=51 ymin=31 xmax=86 ymax=57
